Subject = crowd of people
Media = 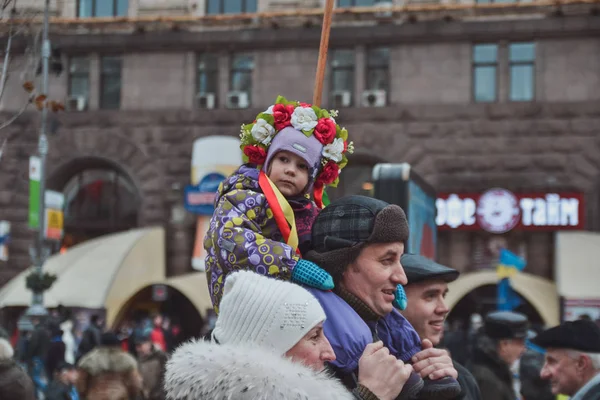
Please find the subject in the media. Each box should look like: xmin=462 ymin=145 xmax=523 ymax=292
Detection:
xmin=0 ymin=96 xmax=599 ymax=400
xmin=0 ymin=311 xmax=179 ymax=400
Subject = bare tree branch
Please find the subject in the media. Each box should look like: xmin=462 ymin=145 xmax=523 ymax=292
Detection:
xmin=0 ymin=24 xmax=13 ymax=101
xmin=0 ymin=99 xmax=28 ymax=131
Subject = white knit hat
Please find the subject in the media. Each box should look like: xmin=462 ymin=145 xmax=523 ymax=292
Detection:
xmin=212 ymin=270 xmax=326 ymax=355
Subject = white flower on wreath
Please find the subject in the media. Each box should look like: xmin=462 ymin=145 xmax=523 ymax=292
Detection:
xmin=322 ymin=137 xmax=344 ymax=162
xmin=251 ymin=118 xmax=275 ymax=145
xmin=291 ymin=107 xmax=318 ymax=131
xmin=263 ymin=105 xmax=274 ymax=115
xmin=329 ymin=116 xmax=336 ymax=124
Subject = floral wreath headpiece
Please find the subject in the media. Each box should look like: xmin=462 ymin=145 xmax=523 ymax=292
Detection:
xmin=239 ymin=95 xmax=354 ymax=201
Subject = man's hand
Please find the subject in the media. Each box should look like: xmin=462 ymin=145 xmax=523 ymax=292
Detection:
xmin=358 ymin=341 xmax=413 ymax=400
xmin=411 ymin=339 xmax=458 ymax=380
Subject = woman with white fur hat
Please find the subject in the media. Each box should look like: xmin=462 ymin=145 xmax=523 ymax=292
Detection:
xmin=165 ymin=270 xmax=413 ymax=400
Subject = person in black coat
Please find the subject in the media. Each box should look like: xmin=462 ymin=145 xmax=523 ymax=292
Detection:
xmin=466 ymin=311 xmax=532 ymax=400
xmin=44 ymin=362 xmax=79 ymax=400
xmin=46 ymin=325 xmax=66 ymax=379
xmin=400 ymin=254 xmax=482 ymax=400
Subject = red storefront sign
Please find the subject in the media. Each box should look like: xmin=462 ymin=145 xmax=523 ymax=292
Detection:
xmin=436 ymin=188 xmax=585 ymax=233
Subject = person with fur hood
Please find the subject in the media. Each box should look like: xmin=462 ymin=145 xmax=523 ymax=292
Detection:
xmin=75 ymin=332 xmax=142 ymax=400
xmin=165 ymin=270 xmax=413 ymax=400
xmin=203 ymin=95 xmax=355 ymax=313
xmin=0 ymin=337 xmax=36 ymax=400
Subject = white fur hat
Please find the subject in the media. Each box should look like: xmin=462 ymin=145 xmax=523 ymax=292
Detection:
xmin=212 ymin=271 xmax=326 ymax=355
xmin=0 ymin=338 xmax=14 ymax=360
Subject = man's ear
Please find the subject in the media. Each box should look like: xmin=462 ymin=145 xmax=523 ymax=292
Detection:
xmin=577 ymin=353 xmax=592 ymax=372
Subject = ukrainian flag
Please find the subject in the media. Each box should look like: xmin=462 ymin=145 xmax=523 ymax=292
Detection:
xmin=497 ymin=248 xmax=526 ymax=279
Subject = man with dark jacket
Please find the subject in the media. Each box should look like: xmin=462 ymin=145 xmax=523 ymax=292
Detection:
xmin=305 ymin=196 xmax=460 ymax=399
xmin=45 ymin=362 xmax=79 ymax=400
xmin=534 ymin=320 xmax=600 ymax=400
xmin=77 ymin=315 xmax=101 ymax=360
xmin=136 ymin=334 xmax=168 ymax=400
xmin=467 ymin=311 xmax=531 ymax=400
xmin=400 ymin=254 xmax=482 ymax=400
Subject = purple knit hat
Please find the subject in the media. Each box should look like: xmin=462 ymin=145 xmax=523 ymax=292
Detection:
xmin=263 ymin=126 xmax=324 ymax=194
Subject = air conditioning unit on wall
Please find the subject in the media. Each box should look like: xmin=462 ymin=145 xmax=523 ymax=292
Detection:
xmin=331 ymin=91 xmax=352 ymax=108
xmin=362 ymin=90 xmax=387 ymax=107
xmin=197 ymin=93 xmax=216 ymax=109
xmin=67 ymin=96 xmax=88 ymax=111
xmin=226 ymin=91 xmax=249 ymax=109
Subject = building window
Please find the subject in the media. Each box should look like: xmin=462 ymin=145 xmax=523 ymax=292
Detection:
xmin=475 ymin=0 xmax=516 ymax=4
xmin=228 ymin=53 xmax=253 ymax=108
xmin=338 ymin=0 xmax=384 ymax=6
xmin=197 ymin=54 xmax=219 ymax=108
xmin=472 ymin=44 xmax=498 ymax=103
xmin=330 ymin=49 xmax=355 ymax=107
xmin=509 ymin=42 xmax=535 ymax=102
xmin=78 ymin=0 xmax=129 ymax=17
xmin=206 ymin=0 xmax=257 ymax=14
xmin=62 ymin=166 xmax=139 ymax=248
xmin=67 ymin=57 xmax=90 ymax=110
xmin=364 ymin=47 xmax=389 ymax=106
xmin=100 ymin=56 xmax=122 ymax=110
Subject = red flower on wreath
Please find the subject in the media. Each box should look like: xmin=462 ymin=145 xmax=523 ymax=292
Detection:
xmin=273 ymin=104 xmax=295 ymax=131
xmin=313 ymin=118 xmax=337 ymax=145
xmin=316 ymin=160 xmax=340 ymax=185
xmin=299 ymin=102 xmax=312 ymax=107
xmin=243 ymin=145 xmax=267 ymax=165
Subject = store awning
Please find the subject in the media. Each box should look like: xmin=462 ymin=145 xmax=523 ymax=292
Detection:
xmin=446 ymin=270 xmax=560 ymax=327
xmin=0 ymin=227 xmax=166 ymax=325
xmin=165 ymin=272 xmax=214 ymax=318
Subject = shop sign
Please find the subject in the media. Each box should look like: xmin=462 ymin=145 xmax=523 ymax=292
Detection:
xmin=152 ymin=284 xmax=168 ymax=302
xmin=436 ymin=189 xmax=584 ymax=233
xmin=184 ymin=173 xmax=226 ymax=216
xmin=44 ymin=190 xmax=64 ymax=241
xmin=563 ymin=298 xmax=600 ymax=323
xmin=0 ymin=221 xmax=10 ymax=262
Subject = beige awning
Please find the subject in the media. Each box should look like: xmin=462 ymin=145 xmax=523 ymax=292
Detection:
xmin=0 ymin=227 xmax=166 ymax=326
xmin=165 ymin=272 xmax=214 ymax=318
xmin=446 ymin=270 xmax=560 ymax=327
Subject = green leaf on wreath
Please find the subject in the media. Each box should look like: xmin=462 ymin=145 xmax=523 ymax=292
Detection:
xmin=302 ymin=128 xmax=314 ymax=137
xmin=329 ymin=177 xmax=340 ymax=188
xmin=257 ymin=114 xmax=275 ymax=125
xmin=340 ymin=128 xmax=348 ymax=141
xmin=339 ymin=154 xmax=348 ymax=170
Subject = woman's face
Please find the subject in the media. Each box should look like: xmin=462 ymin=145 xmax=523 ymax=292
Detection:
xmin=285 ymin=322 xmax=336 ymax=372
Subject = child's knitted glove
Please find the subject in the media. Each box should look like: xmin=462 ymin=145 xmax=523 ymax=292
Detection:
xmin=393 ymin=284 xmax=408 ymax=311
xmin=292 ymin=259 xmax=335 ymax=290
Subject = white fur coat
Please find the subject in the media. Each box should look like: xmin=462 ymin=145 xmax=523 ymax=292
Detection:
xmin=164 ymin=339 xmax=355 ymax=400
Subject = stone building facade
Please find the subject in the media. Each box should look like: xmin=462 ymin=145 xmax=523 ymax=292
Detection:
xmin=0 ymin=0 xmax=599 ymax=319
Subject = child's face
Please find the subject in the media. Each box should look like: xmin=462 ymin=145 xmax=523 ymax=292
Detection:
xmin=268 ymin=150 xmax=310 ymax=197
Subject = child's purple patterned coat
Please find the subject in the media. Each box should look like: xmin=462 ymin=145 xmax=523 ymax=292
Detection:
xmin=204 ymin=164 xmax=316 ymax=312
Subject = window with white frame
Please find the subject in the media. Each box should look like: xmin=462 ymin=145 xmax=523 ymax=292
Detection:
xmin=206 ymin=0 xmax=257 ymax=14
xmin=509 ymin=42 xmax=535 ymax=102
xmin=100 ymin=56 xmax=122 ymax=110
xmin=472 ymin=44 xmax=498 ymax=103
xmin=78 ymin=0 xmax=128 ymax=17
xmin=330 ymin=49 xmax=355 ymax=108
xmin=197 ymin=54 xmax=219 ymax=108
xmin=67 ymin=57 xmax=90 ymax=110
xmin=228 ymin=53 xmax=254 ymax=108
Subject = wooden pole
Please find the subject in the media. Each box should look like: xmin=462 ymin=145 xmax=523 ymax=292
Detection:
xmin=312 ymin=0 xmax=335 ymax=107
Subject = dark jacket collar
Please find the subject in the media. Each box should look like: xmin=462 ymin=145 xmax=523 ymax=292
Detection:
xmin=336 ymin=286 xmax=381 ymax=322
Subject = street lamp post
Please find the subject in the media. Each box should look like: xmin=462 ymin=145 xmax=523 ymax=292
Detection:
xmin=24 ymin=0 xmax=51 ymax=318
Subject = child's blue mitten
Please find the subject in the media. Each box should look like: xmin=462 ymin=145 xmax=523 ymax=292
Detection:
xmin=291 ymin=259 xmax=334 ymax=290
xmin=393 ymin=284 xmax=408 ymax=311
